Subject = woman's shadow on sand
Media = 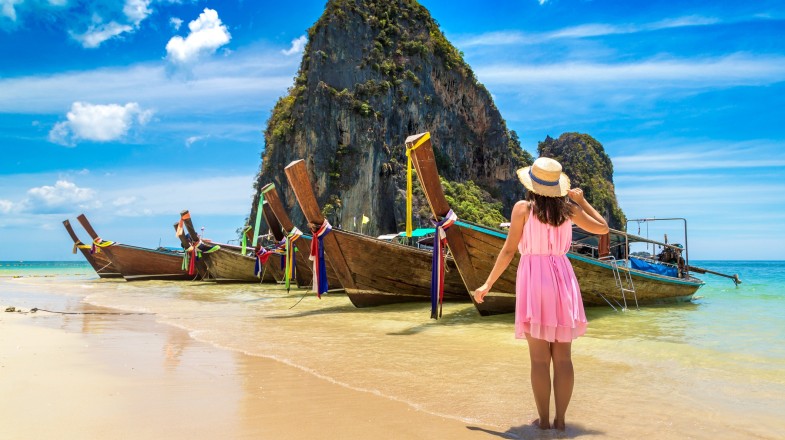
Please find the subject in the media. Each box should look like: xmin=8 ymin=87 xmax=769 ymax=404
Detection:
xmin=466 ymin=423 xmax=604 ymax=439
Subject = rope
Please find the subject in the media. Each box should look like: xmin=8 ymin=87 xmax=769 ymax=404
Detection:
xmin=94 ymin=261 xmax=114 ymax=273
xmin=5 ymin=307 xmax=154 ymax=315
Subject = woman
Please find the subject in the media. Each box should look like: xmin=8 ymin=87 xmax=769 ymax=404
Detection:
xmin=473 ymin=157 xmax=609 ymax=431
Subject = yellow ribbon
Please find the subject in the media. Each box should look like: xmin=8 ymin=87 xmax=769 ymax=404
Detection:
xmin=405 ymin=132 xmax=430 ymax=237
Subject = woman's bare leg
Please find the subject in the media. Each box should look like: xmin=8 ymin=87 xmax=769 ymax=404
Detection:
xmin=525 ymin=333 xmax=552 ymax=429
xmin=551 ymin=341 xmax=574 ymax=431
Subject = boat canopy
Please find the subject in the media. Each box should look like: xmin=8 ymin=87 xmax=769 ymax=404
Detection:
xmin=398 ymin=228 xmax=436 ymax=238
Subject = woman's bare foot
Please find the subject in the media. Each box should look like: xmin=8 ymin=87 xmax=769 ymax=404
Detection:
xmin=553 ymin=418 xmax=566 ymax=431
xmin=532 ymin=418 xmax=551 ymax=430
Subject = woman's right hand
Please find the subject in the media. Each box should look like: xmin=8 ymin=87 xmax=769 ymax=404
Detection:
xmin=473 ymin=283 xmax=491 ymax=303
xmin=568 ymin=188 xmax=585 ymax=204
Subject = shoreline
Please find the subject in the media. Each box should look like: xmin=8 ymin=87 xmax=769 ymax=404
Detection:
xmin=0 ymin=292 xmax=510 ymax=440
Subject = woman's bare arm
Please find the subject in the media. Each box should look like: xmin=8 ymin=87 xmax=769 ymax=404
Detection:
xmin=473 ymin=200 xmax=528 ymax=303
xmin=568 ymin=188 xmax=609 ymax=235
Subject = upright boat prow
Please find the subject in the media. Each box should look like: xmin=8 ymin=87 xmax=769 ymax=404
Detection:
xmin=406 ymin=131 xmax=705 ymax=315
xmin=62 ymin=219 xmax=122 ymax=278
xmin=284 ymin=159 xmax=466 ymax=308
xmin=76 ymin=213 xmax=198 ymax=282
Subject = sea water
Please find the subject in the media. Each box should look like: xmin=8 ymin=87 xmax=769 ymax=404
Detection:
xmin=2 ymin=260 xmax=783 ymax=439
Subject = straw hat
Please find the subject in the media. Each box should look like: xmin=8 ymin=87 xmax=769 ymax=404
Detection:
xmin=516 ymin=157 xmax=570 ymax=197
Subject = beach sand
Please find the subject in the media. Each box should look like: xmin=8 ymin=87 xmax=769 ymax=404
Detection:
xmin=2 ymin=272 xmax=783 ymax=440
xmin=0 ymin=302 xmax=505 ymax=440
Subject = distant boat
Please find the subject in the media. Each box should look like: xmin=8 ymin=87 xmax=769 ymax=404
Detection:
xmin=284 ymin=159 xmax=467 ymax=308
xmin=179 ymin=209 xmax=278 ymax=284
xmin=406 ymin=131 xmax=705 ymax=315
xmin=62 ymin=219 xmax=122 ymax=278
xmin=76 ymin=214 xmax=201 ymax=282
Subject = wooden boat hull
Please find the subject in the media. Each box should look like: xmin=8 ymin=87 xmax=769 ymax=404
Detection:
xmin=82 ymin=249 xmax=123 ymax=279
xmin=202 ymin=247 xmax=279 ymax=283
xmin=98 ymin=244 xmax=199 ymax=282
xmin=454 ymin=221 xmax=703 ymax=315
xmin=332 ymin=229 xmax=466 ymax=307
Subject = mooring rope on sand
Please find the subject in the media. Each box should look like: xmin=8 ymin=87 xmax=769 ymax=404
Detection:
xmin=4 ymin=306 xmax=154 ymax=316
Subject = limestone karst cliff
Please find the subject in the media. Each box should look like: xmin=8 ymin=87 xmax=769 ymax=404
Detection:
xmin=249 ymin=0 xmax=530 ymax=234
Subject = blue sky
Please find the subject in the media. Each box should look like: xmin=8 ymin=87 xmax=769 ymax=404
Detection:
xmin=1 ymin=0 xmax=783 ymax=261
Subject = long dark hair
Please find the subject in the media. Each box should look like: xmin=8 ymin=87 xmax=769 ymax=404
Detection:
xmin=526 ymin=192 xmax=573 ymax=227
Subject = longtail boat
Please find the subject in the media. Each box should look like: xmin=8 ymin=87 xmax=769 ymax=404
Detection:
xmin=284 ymin=159 xmax=466 ymax=308
xmin=406 ymin=131 xmax=705 ymax=315
xmin=76 ymin=214 xmax=200 ymax=281
xmin=178 ymin=210 xmax=277 ymax=283
xmin=260 ymin=183 xmax=343 ymax=290
xmin=62 ymin=219 xmax=122 ymax=278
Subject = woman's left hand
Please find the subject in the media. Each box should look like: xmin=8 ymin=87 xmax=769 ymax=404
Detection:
xmin=473 ymin=283 xmax=491 ymax=303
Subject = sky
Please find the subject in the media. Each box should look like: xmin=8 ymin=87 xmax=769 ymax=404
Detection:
xmin=1 ymin=0 xmax=783 ymax=261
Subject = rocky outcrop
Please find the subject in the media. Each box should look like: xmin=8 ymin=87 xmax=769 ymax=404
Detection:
xmin=538 ymin=133 xmax=626 ymax=230
xmin=250 ymin=0 xmax=531 ymax=234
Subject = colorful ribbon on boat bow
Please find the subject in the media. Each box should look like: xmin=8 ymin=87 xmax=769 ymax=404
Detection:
xmin=72 ymin=242 xmax=91 ymax=254
xmin=181 ymin=240 xmax=220 ymax=276
xmin=254 ymin=247 xmax=272 ymax=278
xmin=241 ymin=225 xmax=252 ymax=255
xmin=430 ymin=209 xmax=457 ymax=319
xmin=283 ymin=227 xmax=303 ymax=290
xmin=405 ymin=132 xmax=430 ymax=238
xmin=309 ymin=220 xmax=332 ymax=298
xmin=90 ymin=237 xmax=115 ymax=254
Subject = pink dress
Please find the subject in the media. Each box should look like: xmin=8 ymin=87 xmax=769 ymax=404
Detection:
xmin=515 ymin=205 xmax=588 ymax=342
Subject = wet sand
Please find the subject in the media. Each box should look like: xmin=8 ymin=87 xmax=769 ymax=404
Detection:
xmin=0 ymin=300 xmax=506 ymax=440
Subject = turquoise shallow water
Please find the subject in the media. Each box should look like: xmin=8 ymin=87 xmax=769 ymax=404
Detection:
xmin=2 ymin=259 xmax=783 ymax=439
xmin=0 ymin=260 xmax=94 ymax=277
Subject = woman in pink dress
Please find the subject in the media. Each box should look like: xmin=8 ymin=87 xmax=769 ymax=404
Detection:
xmin=473 ymin=157 xmax=609 ymax=431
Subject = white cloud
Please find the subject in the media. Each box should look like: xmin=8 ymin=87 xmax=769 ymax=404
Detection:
xmin=21 ymin=180 xmax=99 ymax=214
xmin=68 ymin=0 xmax=153 ymax=48
xmin=0 ymin=0 xmax=23 ymax=21
xmin=538 ymin=0 xmax=548 ymax=5
xmin=123 ymin=0 xmax=152 ymax=26
xmin=185 ymin=135 xmax=207 ymax=147
xmin=281 ymin=35 xmax=307 ymax=56
xmin=73 ymin=21 xmax=134 ymax=48
xmin=458 ymin=15 xmax=721 ymax=47
xmin=610 ymin=139 xmax=785 ymax=173
xmin=475 ymin=54 xmax=785 ymax=87
xmin=169 ymin=16 xmax=182 ymax=30
xmin=0 ymin=49 xmax=295 ymax=115
xmin=112 ymin=196 xmax=137 ymax=207
xmin=166 ymin=8 xmax=231 ymax=65
xmin=48 ymin=101 xmax=154 ymax=145
xmin=0 ymin=199 xmax=13 ymax=213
